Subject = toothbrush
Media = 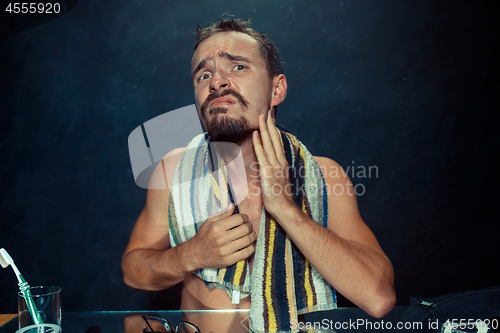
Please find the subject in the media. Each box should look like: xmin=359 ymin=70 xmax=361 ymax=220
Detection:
xmin=0 ymin=248 xmax=43 ymax=325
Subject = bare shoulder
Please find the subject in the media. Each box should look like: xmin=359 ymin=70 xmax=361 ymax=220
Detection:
xmin=313 ymin=156 xmax=385 ymax=253
xmin=312 ymin=155 xmax=356 ymax=210
xmin=313 ymin=156 xmax=342 ymax=172
xmin=313 ymin=156 xmax=350 ymax=185
xmin=147 ymin=147 xmax=186 ymax=191
xmin=146 ymin=147 xmax=187 ymax=215
xmin=313 ymin=156 xmax=337 ymax=166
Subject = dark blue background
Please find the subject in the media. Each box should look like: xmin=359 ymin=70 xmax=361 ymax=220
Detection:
xmin=1 ymin=0 xmax=499 ymax=313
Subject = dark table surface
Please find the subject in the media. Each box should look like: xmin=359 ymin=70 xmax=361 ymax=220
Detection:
xmin=1 ymin=307 xmax=411 ymax=333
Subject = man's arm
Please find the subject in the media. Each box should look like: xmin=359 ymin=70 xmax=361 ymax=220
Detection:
xmin=121 ymin=153 xmax=256 ymax=291
xmin=252 ymin=113 xmax=396 ymax=318
xmin=121 ymin=185 xmax=192 ymax=290
xmin=274 ymin=157 xmax=395 ymax=318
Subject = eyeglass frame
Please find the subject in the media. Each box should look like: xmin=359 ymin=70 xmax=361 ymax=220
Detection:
xmin=142 ymin=314 xmax=201 ymax=333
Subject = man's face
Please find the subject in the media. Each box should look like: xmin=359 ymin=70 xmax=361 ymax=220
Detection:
xmin=191 ymin=31 xmax=274 ymax=143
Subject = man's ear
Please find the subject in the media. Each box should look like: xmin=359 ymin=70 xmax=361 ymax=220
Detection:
xmin=271 ymin=74 xmax=287 ymax=108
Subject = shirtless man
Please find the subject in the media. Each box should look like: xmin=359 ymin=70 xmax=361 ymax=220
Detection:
xmin=122 ymin=19 xmax=396 ymax=326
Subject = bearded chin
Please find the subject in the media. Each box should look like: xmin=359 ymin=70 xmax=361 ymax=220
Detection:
xmin=206 ymin=113 xmax=253 ymax=143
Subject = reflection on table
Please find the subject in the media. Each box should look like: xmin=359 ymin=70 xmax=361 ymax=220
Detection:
xmin=0 ymin=307 xmax=408 ymax=333
xmin=124 ymin=311 xmax=251 ymax=333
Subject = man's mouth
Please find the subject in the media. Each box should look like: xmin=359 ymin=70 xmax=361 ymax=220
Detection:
xmin=200 ymin=89 xmax=249 ymax=114
xmin=210 ymin=96 xmax=236 ymax=108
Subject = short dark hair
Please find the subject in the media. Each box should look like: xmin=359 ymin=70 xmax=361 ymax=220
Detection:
xmin=194 ymin=18 xmax=284 ymax=78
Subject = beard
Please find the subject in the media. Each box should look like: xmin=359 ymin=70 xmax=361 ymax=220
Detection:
xmin=206 ymin=108 xmax=253 ymax=143
xmin=201 ymin=88 xmax=253 ymax=143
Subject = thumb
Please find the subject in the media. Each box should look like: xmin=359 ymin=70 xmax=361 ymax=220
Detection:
xmin=208 ymin=203 xmax=235 ymax=221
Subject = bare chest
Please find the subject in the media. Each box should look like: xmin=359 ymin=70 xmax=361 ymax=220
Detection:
xmin=236 ymin=196 xmax=262 ymax=273
xmin=236 ymin=196 xmax=263 ymax=239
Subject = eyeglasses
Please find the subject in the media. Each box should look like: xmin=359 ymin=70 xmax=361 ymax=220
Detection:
xmin=142 ymin=315 xmax=201 ymax=333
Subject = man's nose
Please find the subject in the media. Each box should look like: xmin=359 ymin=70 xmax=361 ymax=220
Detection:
xmin=209 ymin=72 xmax=230 ymax=92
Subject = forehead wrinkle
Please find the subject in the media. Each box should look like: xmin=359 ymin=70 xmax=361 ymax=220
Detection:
xmin=192 ymin=50 xmax=254 ymax=80
xmin=218 ymin=51 xmax=252 ymax=64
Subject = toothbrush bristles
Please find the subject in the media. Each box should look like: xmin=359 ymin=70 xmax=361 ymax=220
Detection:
xmin=0 ymin=255 xmax=8 ymax=268
xmin=0 ymin=248 xmax=12 ymax=268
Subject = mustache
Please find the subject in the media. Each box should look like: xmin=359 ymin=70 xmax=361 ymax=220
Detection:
xmin=200 ymin=89 xmax=249 ymax=114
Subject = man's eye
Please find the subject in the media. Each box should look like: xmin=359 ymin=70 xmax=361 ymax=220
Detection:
xmin=233 ymin=64 xmax=246 ymax=71
xmin=199 ymin=73 xmax=211 ymax=81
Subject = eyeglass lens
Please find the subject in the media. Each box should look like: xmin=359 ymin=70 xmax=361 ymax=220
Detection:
xmin=177 ymin=321 xmax=200 ymax=333
xmin=143 ymin=316 xmax=200 ymax=333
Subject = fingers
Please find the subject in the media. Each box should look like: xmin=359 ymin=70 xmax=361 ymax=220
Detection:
xmin=205 ymin=206 xmax=250 ymax=236
xmin=227 ymin=221 xmax=255 ymax=242
xmin=212 ymin=223 xmax=256 ymax=266
xmin=228 ymin=243 xmax=255 ymax=263
xmin=258 ymin=112 xmax=279 ymax=165
xmin=195 ymin=203 xmax=256 ymax=268
xmin=266 ymin=112 xmax=288 ymax=168
xmin=253 ymin=129 xmax=267 ymax=170
xmin=225 ymin=233 xmax=256 ymax=262
xmin=254 ymin=112 xmax=287 ymax=169
xmin=252 ymin=129 xmax=268 ymax=167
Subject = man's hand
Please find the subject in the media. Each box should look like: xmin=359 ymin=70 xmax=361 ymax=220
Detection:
xmin=188 ymin=203 xmax=257 ymax=270
xmin=252 ymin=111 xmax=295 ymax=217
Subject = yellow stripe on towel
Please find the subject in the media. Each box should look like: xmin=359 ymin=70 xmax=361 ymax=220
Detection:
xmin=233 ymin=260 xmax=245 ymax=285
xmin=304 ymin=259 xmax=314 ymax=308
xmin=265 ymin=218 xmax=278 ymax=332
xmin=284 ymin=236 xmax=297 ymax=320
xmin=209 ymin=172 xmax=221 ymax=201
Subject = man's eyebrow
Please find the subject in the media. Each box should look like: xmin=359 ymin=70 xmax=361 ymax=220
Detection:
xmin=218 ymin=51 xmax=252 ymax=64
xmin=192 ymin=56 xmax=211 ymax=80
xmin=191 ymin=52 xmax=252 ymax=80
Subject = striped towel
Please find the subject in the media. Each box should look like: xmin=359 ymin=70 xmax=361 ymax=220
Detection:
xmin=168 ymin=130 xmax=336 ymax=332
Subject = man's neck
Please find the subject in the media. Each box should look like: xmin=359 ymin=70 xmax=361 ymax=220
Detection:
xmin=220 ymin=136 xmax=261 ymax=201
xmin=238 ymin=137 xmax=259 ymax=177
